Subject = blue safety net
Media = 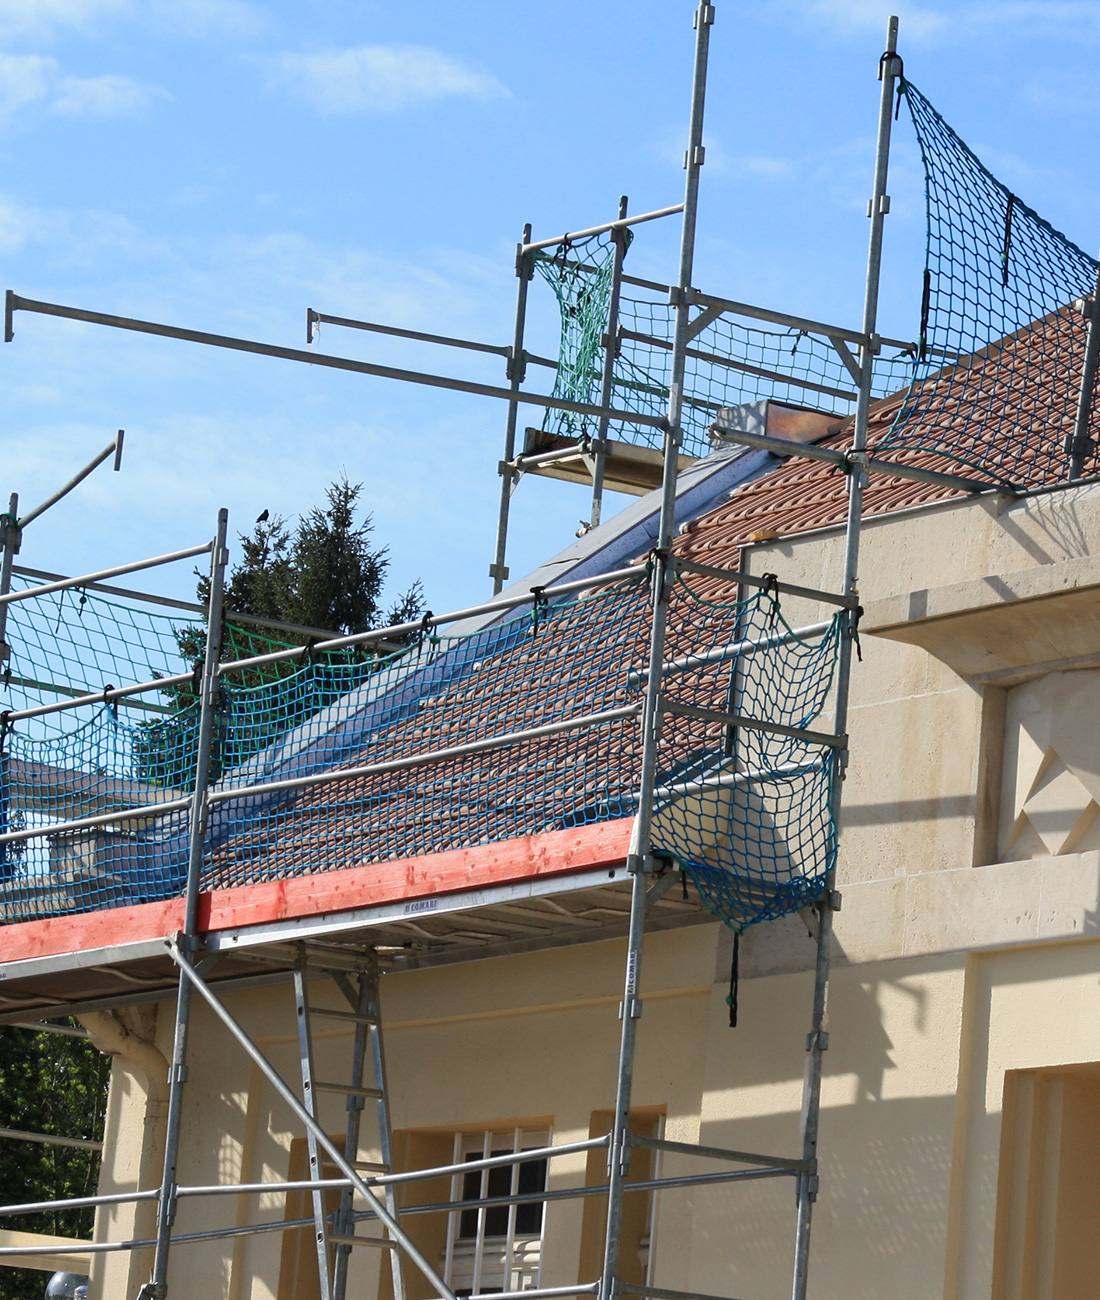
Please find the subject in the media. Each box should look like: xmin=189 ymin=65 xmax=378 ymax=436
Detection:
xmin=881 ymin=80 xmax=1100 ymax=486
xmin=1 ymin=569 xmax=840 ymax=932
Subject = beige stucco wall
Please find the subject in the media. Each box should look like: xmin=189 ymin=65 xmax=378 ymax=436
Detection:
xmin=85 ymin=482 xmax=1100 ymax=1299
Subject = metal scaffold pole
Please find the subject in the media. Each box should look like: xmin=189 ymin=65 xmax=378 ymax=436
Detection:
xmin=1068 ymin=251 xmax=1100 ymax=479
xmin=599 ymin=7 xmax=713 ymax=1300
xmin=790 ymin=17 xmax=901 ymax=1300
xmin=589 ymin=196 xmax=630 ymax=532
xmin=490 ymin=223 xmax=534 ymax=595
xmin=141 ymin=508 xmax=229 ymax=1300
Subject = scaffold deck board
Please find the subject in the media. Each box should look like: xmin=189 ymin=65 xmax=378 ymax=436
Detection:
xmin=0 ymin=818 xmax=711 ymax=1020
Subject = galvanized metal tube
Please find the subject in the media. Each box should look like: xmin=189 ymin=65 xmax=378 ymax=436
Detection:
xmin=521 ymin=204 xmax=684 ymax=254
xmin=513 ymin=443 xmax=593 ymax=470
xmin=628 ymin=1132 xmax=808 ymax=1170
xmin=0 ymin=796 xmax=192 ymax=846
xmin=601 ymin=12 xmax=714 ymax=1300
xmin=0 ymin=1126 xmax=102 ymax=1151
xmin=652 ymin=757 xmax=826 ymax=803
xmin=492 ymin=223 xmax=534 ymax=595
xmin=354 ymin=1136 xmax=609 ymax=1188
xmin=175 ymin=1180 xmax=351 ymax=1198
xmin=0 ymin=492 xmax=18 ymax=875
xmin=0 ymin=495 xmax=17 ymax=654
xmin=205 ymin=704 xmax=641 ymax=805
xmin=2 ymin=670 xmax=195 ymax=724
xmin=0 ymin=1216 xmax=319 ymax=1258
xmin=659 ymin=700 xmax=844 ymax=749
xmin=789 ymin=21 xmax=902 ymax=1300
xmin=5 ymin=293 xmax=666 ymax=436
xmin=356 ymin=1162 xmax=796 ymax=1224
xmin=590 ymin=196 xmax=630 ymax=531
xmin=364 ymin=959 xmax=405 ymax=1300
xmin=168 ymin=947 xmax=459 ymax=1300
xmin=1068 ymin=256 xmax=1100 ymax=478
xmin=11 ymin=564 xmax=347 ymax=641
xmin=149 ymin=509 xmax=228 ymax=1298
xmin=17 ymin=432 xmax=123 ymax=528
xmin=0 ymin=1188 xmax=158 ymax=1218
xmin=673 ymin=556 xmax=856 ymax=607
xmin=628 ymin=621 xmax=833 ymax=684
xmin=620 ymin=327 xmax=858 ymax=403
xmin=309 ymin=311 xmax=511 ymax=359
xmin=0 ymin=540 xmax=213 ymax=606
xmin=217 ymin=563 xmax=646 ymax=676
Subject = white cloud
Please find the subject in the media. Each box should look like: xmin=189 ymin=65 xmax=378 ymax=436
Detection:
xmin=52 ymin=73 xmax=167 ymax=117
xmin=0 ymin=0 xmax=127 ymax=41
xmin=0 ymin=54 xmax=166 ymax=122
xmin=773 ymin=0 xmax=1100 ymax=44
xmin=0 ymin=0 xmax=265 ymax=42
xmin=0 ymin=53 xmax=57 ymax=116
xmin=142 ymin=0 xmax=267 ymax=40
xmin=264 ymin=45 xmax=508 ymax=115
xmin=772 ymin=0 xmax=948 ymax=42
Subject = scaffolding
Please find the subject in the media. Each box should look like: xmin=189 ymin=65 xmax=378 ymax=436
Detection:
xmin=4 ymin=8 xmax=1091 ymax=1300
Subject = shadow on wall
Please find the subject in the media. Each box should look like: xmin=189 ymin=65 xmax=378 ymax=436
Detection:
xmin=688 ymin=1093 xmax=956 ymax=1300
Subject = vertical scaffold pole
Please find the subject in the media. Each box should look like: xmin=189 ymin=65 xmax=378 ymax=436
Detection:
xmin=599 ymin=9 xmax=713 ymax=1300
xmin=589 ymin=196 xmax=630 ymax=532
xmin=0 ymin=494 xmax=18 ymax=876
xmin=790 ymin=18 xmax=901 ymax=1300
xmin=143 ymin=508 xmax=228 ymax=1300
xmin=0 ymin=493 xmax=18 ymax=670
xmin=490 ymin=223 xmax=534 ymax=595
xmin=1067 ymin=252 xmax=1100 ymax=479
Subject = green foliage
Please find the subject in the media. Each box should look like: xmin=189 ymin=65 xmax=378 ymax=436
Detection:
xmin=0 ymin=1024 xmax=108 ymax=1300
xmin=130 ymin=479 xmax=425 ymax=790
xmin=204 ymin=476 xmax=423 ymax=638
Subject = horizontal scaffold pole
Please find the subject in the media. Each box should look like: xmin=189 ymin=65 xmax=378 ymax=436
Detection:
xmin=673 ymin=556 xmax=855 ymax=608
xmin=13 ymin=564 xmax=347 ymax=640
xmin=356 ymin=1164 xmax=798 ymax=1227
xmin=0 ymin=540 xmax=214 ymax=606
xmin=4 ymin=292 xmax=667 ymax=429
xmin=521 ymin=203 xmax=685 ymax=254
xmin=2 ymin=670 xmax=194 ymax=724
xmin=206 ymin=705 xmax=642 ymax=806
xmin=706 ymin=424 xmax=1012 ymax=495
xmin=652 ymin=757 xmax=828 ymax=802
xmin=0 ymin=1126 xmax=102 ymax=1151
xmin=307 ymin=309 xmax=511 ymax=357
xmin=618 ymin=327 xmax=858 ymax=403
xmin=659 ymin=699 xmax=845 ymax=750
xmin=628 ymin=620 xmax=834 ymax=685
xmin=217 ymin=563 xmax=646 ymax=675
xmin=0 ymin=794 xmax=191 ymax=845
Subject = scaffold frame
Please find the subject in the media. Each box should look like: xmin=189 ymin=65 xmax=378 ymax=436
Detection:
xmin=0 ymin=9 xmax=916 ymax=1300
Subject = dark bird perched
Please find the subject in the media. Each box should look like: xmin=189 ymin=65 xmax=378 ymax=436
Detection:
xmin=255 ymin=509 xmax=269 ymax=524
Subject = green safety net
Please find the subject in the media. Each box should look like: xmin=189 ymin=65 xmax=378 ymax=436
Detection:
xmin=531 ymin=232 xmax=621 ymax=443
xmin=613 ymin=290 xmax=913 ymax=458
xmin=1 ymin=569 xmax=840 ymax=933
xmin=528 ymin=230 xmax=914 ymax=464
xmin=881 ymin=80 xmax=1100 ymax=486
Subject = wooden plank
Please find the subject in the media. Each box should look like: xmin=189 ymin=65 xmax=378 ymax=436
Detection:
xmin=0 ymin=819 xmax=635 ymax=965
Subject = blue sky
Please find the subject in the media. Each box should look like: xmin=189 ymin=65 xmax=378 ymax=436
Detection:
xmin=3 ymin=0 xmax=1100 ymax=621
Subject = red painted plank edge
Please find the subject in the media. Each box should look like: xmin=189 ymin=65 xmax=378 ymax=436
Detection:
xmin=0 ymin=819 xmax=635 ymax=965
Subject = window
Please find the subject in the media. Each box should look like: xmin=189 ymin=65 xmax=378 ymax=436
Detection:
xmin=381 ymin=1124 xmax=552 ymax=1300
xmin=445 ymin=1129 xmax=549 ymax=1296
